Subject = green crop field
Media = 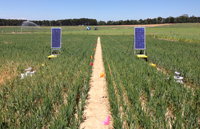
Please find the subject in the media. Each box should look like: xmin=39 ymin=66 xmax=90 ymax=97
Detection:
xmin=0 ymin=34 xmax=97 ymax=128
xmin=147 ymin=23 xmax=200 ymax=43
xmin=101 ymin=35 xmax=200 ymax=128
xmin=0 ymin=23 xmax=199 ymax=128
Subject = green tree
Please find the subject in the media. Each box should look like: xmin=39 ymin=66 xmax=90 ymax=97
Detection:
xmin=156 ymin=17 xmax=163 ymax=24
xmin=152 ymin=18 xmax=157 ymax=24
xmin=146 ymin=18 xmax=152 ymax=24
xmin=107 ymin=20 xmax=113 ymax=25
xmin=139 ymin=19 xmax=144 ymax=24
xmin=98 ymin=21 xmax=106 ymax=25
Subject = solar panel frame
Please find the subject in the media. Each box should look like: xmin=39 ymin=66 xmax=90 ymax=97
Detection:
xmin=134 ymin=27 xmax=145 ymax=50
xmin=51 ymin=27 xmax=62 ymax=48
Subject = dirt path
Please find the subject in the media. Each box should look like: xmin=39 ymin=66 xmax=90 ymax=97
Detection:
xmin=104 ymin=23 xmax=173 ymax=27
xmin=80 ymin=37 xmax=112 ymax=129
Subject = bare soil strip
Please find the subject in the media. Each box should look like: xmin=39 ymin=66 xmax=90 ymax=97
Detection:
xmin=121 ymin=23 xmax=173 ymax=27
xmin=101 ymin=24 xmax=173 ymax=27
xmin=80 ymin=37 xmax=112 ymax=129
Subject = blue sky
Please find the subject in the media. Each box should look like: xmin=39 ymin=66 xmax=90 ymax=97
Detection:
xmin=1 ymin=0 xmax=200 ymax=21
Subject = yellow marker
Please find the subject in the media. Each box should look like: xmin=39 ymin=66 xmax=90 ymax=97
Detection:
xmin=150 ymin=63 xmax=156 ymax=67
xmin=48 ymin=55 xmax=57 ymax=59
xmin=137 ymin=55 xmax=148 ymax=58
xmin=42 ymin=64 xmax=45 ymax=66
xmin=100 ymin=72 xmax=105 ymax=78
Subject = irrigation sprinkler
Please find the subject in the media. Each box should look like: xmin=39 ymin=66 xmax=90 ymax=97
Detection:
xmin=21 ymin=21 xmax=40 ymax=33
xmin=22 ymin=21 xmax=38 ymax=26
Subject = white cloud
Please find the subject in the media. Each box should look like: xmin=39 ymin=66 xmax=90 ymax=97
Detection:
xmin=10 ymin=18 xmax=27 ymax=20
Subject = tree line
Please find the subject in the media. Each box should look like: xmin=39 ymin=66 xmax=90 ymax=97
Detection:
xmin=0 ymin=14 xmax=200 ymax=26
xmin=0 ymin=18 xmax=97 ymax=26
xmin=99 ymin=15 xmax=200 ymax=25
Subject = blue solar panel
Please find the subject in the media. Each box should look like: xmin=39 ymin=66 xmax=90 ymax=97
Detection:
xmin=51 ymin=28 xmax=61 ymax=48
xmin=135 ymin=27 xmax=145 ymax=50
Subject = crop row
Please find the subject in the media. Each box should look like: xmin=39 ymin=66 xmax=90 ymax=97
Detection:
xmin=105 ymin=35 xmax=200 ymax=87
xmin=101 ymin=35 xmax=200 ymax=128
xmin=0 ymin=34 xmax=96 ymax=128
xmin=146 ymin=36 xmax=200 ymax=87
